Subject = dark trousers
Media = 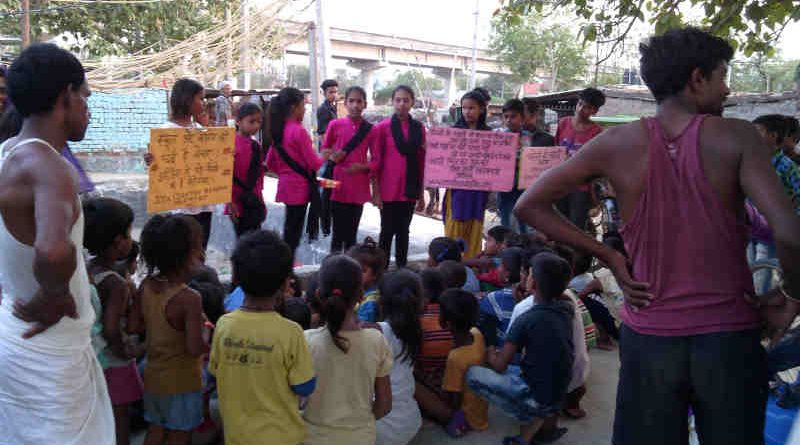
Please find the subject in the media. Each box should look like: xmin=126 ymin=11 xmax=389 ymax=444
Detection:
xmin=613 ymin=325 xmax=767 ymax=445
xmin=284 ymin=204 xmax=308 ymax=254
xmin=330 ymin=202 xmax=364 ymax=254
xmin=190 ymin=211 xmax=212 ymax=250
xmin=379 ymin=201 xmax=415 ymax=268
xmin=556 ymin=190 xmax=592 ymax=231
xmin=233 ymin=218 xmax=263 ymax=238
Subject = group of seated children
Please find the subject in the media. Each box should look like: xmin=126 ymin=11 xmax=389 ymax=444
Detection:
xmin=82 ymin=193 xmax=621 ymax=445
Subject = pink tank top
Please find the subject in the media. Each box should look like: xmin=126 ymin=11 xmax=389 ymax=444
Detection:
xmin=618 ymin=115 xmax=759 ymax=336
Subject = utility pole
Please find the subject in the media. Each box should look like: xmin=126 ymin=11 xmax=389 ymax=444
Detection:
xmin=308 ymin=23 xmax=320 ymax=122
xmin=240 ymin=0 xmax=250 ymax=89
xmin=21 ymin=0 xmax=31 ymax=48
xmin=469 ymin=0 xmax=479 ymax=90
xmin=225 ymin=3 xmax=233 ymax=81
xmin=315 ymin=0 xmax=332 ymax=81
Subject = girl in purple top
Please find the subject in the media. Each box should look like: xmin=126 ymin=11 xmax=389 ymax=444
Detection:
xmin=265 ymin=87 xmax=326 ymax=254
xmin=321 ymin=86 xmax=376 ymax=254
xmin=371 ymin=85 xmax=427 ymax=268
xmin=443 ymin=88 xmax=492 ymax=259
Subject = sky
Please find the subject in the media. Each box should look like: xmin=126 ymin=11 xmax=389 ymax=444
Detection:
xmin=279 ymin=0 xmax=800 ymax=60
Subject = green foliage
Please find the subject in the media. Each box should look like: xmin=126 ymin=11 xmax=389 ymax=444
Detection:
xmin=481 ymin=74 xmax=521 ymax=102
xmin=729 ymin=57 xmax=800 ymax=93
xmin=374 ymin=70 xmax=443 ymax=104
xmin=489 ymin=14 xmax=589 ymax=90
xmin=0 ymin=0 xmax=231 ymax=57
xmin=496 ymin=0 xmax=800 ymax=57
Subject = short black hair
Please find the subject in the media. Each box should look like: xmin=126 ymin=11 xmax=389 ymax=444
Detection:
xmin=189 ymin=265 xmax=226 ymax=325
xmin=578 ymin=87 xmax=605 ymax=109
xmin=438 ymin=260 xmax=467 ymax=289
xmin=7 ymin=44 xmax=86 ymax=118
xmin=639 ymin=27 xmax=733 ymax=103
xmin=522 ymin=97 xmax=541 ymax=115
xmin=439 ymin=288 xmax=478 ymax=332
xmin=753 ymin=114 xmax=787 ymax=145
xmin=232 ymin=230 xmax=292 ymax=298
xmin=282 ymin=297 xmax=311 ymax=330
xmin=82 ymin=197 xmax=134 ymax=256
xmin=488 ymin=225 xmax=513 ymax=245
xmin=428 ymin=237 xmax=464 ymax=264
xmin=170 ymin=78 xmax=204 ymax=119
xmin=236 ymin=101 xmax=262 ymax=120
xmin=530 ymin=252 xmax=572 ymax=301
xmin=784 ymin=116 xmax=799 ymax=142
xmin=502 ymin=99 xmax=524 ymax=115
xmin=345 ymin=85 xmax=367 ymax=102
xmin=141 ymin=214 xmax=200 ymax=275
xmin=500 ymin=246 xmax=525 ymax=284
xmin=420 ymin=268 xmax=446 ymax=304
xmin=320 ymin=79 xmax=338 ymax=91
xmin=573 ymin=251 xmax=594 ymax=276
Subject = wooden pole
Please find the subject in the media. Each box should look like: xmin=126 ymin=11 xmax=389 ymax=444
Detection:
xmin=22 ymin=0 xmax=31 ymax=48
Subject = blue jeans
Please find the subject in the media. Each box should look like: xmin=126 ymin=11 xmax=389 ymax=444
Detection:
xmin=466 ymin=365 xmax=558 ymax=422
xmin=497 ymin=189 xmax=527 ymax=233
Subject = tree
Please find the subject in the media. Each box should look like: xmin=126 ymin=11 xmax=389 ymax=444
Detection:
xmin=286 ymin=65 xmax=310 ymax=90
xmin=0 ymin=0 xmax=231 ymax=57
xmin=489 ymin=14 xmax=590 ymax=91
xmin=496 ymin=0 xmax=800 ymax=58
xmin=374 ymin=70 xmax=443 ymax=105
xmin=730 ymin=57 xmax=800 ymax=93
xmin=482 ymin=74 xmax=521 ymax=102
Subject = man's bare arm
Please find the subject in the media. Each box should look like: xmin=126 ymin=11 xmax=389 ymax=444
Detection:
xmin=12 ymin=145 xmax=79 ymax=337
xmin=31 ymin=149 xmax=78 ymax=296
xmin=514 ymin=127 xmax=652 ymax=306
xmin=738 ymin=123 xmax=800 ymax=297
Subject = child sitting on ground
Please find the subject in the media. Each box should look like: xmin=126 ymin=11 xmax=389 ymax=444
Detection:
xmin=348 ymin=237 xmax=388 ymax=322
xmin=467 ymin=252 xmax=575 ymax=445
xmin=414 ymin=268 xmax=457 ymax=428
xmin=303 ymin=255 xmax=393 ymax=445
xmin=478 ymin=247 xmax=526 ymax=348
xmin=210 ymin=230 xmax=316 ymax=445
xmin=428 ymin=237 xmax=480 ymax=293
xmin=440 ymin=289 xmax=489 ymax=437
xmin=466 ymin=225 xmax=514 ymax=291
xmin=132 ymin=214 xmax=210 ymax=445
xmin=375 ymin=270 xmax=424 ymax=445
xmin=438 ymin=260 xmax=469 ymax=290
xmin=84 ymin=197 xmax=142 ymax=445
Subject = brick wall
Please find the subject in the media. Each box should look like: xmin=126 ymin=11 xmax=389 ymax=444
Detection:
xmin=72 ymin=88 xmax=168 ymax=172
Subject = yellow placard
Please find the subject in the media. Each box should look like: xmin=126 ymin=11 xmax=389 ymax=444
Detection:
xmin=147 ymin=127 xmax=235 ymax=213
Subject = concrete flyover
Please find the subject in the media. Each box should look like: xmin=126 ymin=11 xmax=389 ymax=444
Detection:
xmin=283 ymin=21 xmax=509 ymax=104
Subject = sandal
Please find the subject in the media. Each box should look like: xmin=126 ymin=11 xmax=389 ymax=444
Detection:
xmin=446 ymin=410 xmax=468 ymax=438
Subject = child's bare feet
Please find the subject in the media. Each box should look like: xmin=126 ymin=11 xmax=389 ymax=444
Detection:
xmin=562 ymin=407 xmax=587 ymax=419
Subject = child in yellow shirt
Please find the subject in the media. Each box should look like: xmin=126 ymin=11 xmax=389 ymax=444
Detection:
xmin=440 ymin=289 xmax=489 ymax=437
xmin=209 ymin=231 xmax=316 ymax=445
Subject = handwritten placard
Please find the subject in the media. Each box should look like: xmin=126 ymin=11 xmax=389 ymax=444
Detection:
xmin=424 ymin=127 xmax=518 ymax=192
xmin=517 ymin=147 xmax=567 ymax=189
xmin=147 ymin=127 xmax=235 ymax=213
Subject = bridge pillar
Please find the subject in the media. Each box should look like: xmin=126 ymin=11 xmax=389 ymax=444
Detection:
xmin=347 ymin=60 xmax=387 ymax=106
xmin=433 ymin=66 xmax=460 ymax=108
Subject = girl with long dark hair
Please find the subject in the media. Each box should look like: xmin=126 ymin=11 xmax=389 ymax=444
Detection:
xmin=265 ymin=87 xmax=327 ymax=255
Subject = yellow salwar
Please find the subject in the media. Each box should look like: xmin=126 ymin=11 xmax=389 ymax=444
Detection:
xmin=443 ymin=190 xmax=484 ymax=259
